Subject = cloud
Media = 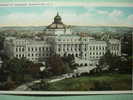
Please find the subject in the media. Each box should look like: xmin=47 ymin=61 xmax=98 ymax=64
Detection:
xmin=0 ymin=7 xmax=132 ymax=27
xmin=96 ymin=9 xmax=124 ymax=17
xmin=96 ymin=10 xmax=108 ymax=15
xmin=108 ymin=10 xmax=123 ymax=17
xmin=51 ymin=2 xmax=133 ymax=7
xmin=0 ymin=9 xmax=93 ymax=26
xmin=0 ymin=10 xmax=58 ymax=26
xmin=127 ymin=14 xmax=133 ymax=21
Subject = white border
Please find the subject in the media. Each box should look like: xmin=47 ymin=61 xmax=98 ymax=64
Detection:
xmin=0 ymin=91 xmax=133 ymax=95
xmin=0 ymin=1 xmax=132 ymax=95
xmin=0 ymin=2 xmax=133 ymax=7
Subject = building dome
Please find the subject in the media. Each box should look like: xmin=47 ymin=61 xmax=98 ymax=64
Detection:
xmin=47 ymin=12 xmax=67 ymax=29
xmin=54 ymin=13 xmax=62 ymax=23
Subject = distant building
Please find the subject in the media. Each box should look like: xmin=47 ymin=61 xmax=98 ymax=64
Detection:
xmin=4 ymin=13 xmax=121 ymax=70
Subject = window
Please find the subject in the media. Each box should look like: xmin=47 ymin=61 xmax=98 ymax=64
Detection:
xmin=99 ymin=52 xmax=101 ymax=55
xmin=85 ymin=54 xmax=86 ymax=57
xmin=90 ymin=46 xmax=91 ymax=50
xmin=22 ymin=48 xmax=24 ymax=52
xmin=42 ymin=47 xmax=45 ymax=51
xmin=16 ymin=48 xmax=18 ymax=52
xmin=85 ymin=63 xmax=87 ymax=66
xmin=99 ymin=46 xmax=101 ymax=50
xmin=39 ymin=47 xmax=41 ymax=51
xmin=19 ymin=48 xmax=21 ymax=52
xmin=16 ymin=54 xmax=18 ymax=57
xmin=35 ymin=48 xmax=37 ymax=51
xmin=58 ymin=48 xmax=60 ymax=52
xmin=85 ymin=48 xmax=86 ymax=51
xmin=93 ymin=46 xmax=95 ymax=50
xmin=28 ymin=48 xmax=30 ymax=51
xmin=46 ymin=47 xmax=48 ymax=51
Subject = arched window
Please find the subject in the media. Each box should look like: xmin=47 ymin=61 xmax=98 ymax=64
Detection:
xmin=76 ymin=54 xmax=78 ymax=57
xmin=85 ymin=63 xmax=88 ymax=66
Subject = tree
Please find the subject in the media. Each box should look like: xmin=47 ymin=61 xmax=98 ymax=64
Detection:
xmin=0 ymin=32 xmax=5 ymax=50
xmin=97 ymin=50 xmax=113 ymax=72
xmin=3 ymin=57 xmax=33 ymax=83
xmin=62 ymin=54 xmax=76 ymax=70
xmin=46 ymin=55 xmax=67 ymax=75
xmin=97 ymin=49 xmax=132 ymax=74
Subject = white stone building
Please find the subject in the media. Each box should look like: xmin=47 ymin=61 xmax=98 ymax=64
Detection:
xmin=4 ymin=13 xmax=121 ymax=70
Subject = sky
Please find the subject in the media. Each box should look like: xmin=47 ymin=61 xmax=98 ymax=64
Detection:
xmin=0 ymin=1 xmax=133 ymax=27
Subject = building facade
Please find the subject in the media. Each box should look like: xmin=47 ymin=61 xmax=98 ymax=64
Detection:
xmin=4 ymin=13 xmax=121 ymax=69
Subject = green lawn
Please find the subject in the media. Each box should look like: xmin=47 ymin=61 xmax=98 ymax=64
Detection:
xmin=47 ymin=74 xmax=132 ymax=91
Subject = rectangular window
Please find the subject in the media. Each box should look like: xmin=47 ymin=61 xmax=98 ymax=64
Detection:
xmin=28 ymin=48 xmax=30 ymax=51
xmin=35 ymin=48 xmax=37 ymax=51
xmin=93 ymin=46 xmax=95 ymax=50
xmin=39 ymin=47 xmax=41 ymax=51
xmin=16 ymin=54 xmax=18 ymax=57
xmin=99 ymin=46 xmax=101 ymax=50
xmin=19 ymin=48 xmax=21 ymax=52
xmin=22 ymin=48 xmax=24 ymax=52
xmin=16 ymin=48 xmax=18 ymax=52
xmin=46 ymin=47 xmax=48 ymax=51
xmin=85 ymin=54 xmax=86 ymax=57
xmin=28 ymin=54 xmax=30 ymax=56
xmin=43 ymin=47 xmax=45 ymax=51
xmin=85 ymin=48 xmax=86 ymax=51
xmin=90 ymin=46 xmax=91 ymax=50
xmin=58 ymin=48 xmax=60 ymax=52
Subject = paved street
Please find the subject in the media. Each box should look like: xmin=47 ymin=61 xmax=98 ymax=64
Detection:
xmin=14 ymin=74 xmax=72 ymax=91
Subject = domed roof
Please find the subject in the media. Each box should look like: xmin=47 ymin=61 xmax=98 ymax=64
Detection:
xmin=54 ymin=13 xmax=61 ymax=21
xmin=47 ymin=12 xmax=67 ymax=29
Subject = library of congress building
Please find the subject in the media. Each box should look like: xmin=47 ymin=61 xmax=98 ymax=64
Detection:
xmin=4 ymin=13 xmax=121 ymax=70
